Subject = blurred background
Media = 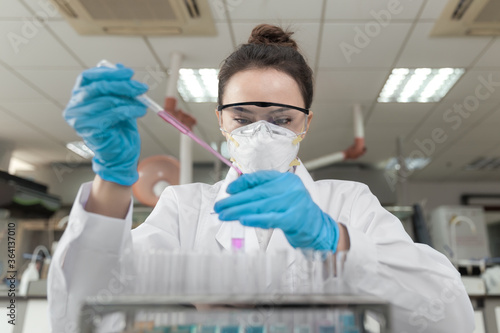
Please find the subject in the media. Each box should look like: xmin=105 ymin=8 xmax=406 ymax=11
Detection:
xmin=1 ymin=0 xmax=500 ymax=332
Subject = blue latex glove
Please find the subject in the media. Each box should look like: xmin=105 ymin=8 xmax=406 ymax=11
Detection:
xmin=63 ymin=64 xmax=148 ymax=186
xmin=214 ymin=170 xmax=340 ymax=252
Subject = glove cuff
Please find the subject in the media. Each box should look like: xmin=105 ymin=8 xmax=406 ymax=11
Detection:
xmin=311 ymin=214 xmax=340 ymax=253
xmin=92 ymin=160 xmax=138 ymax=186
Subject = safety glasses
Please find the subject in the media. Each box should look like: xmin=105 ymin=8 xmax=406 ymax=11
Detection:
xmin=217 ymin=101 xmax=309 ymax=135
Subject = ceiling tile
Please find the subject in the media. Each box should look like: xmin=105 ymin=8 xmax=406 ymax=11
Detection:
xmin=0 ymin=0 xmax=32 ymax=18
xmin=207 ymin=0 xmax=229 ymax=22
xmin=368 ymin=103 xmax=434 ymax=125
xmin=481 ymin=104 xmax=500 ymax=123
xmin=414 ymin=140 xmax=500 ymax=181
xmin=0 ymin=105 xmax=67 ymax=165
xmin=0 ymin=21 xmax=80 ymax=68
xmin=443 ymin=70 xmax=500 ymax=102
xmin=404 ymin=101 xmax=498 ymax=155
xmin=318 ymin=23 xmax=412 ymax=68
xmin=227 ymin=0 xmax=323 ymax=21
xmin=22 ymin=0 xmax=63 ymax=19
xmin=410 ymin=158 xmax=466 ymax=181
xmin=0 ymin=66 xmax=44 ymax=100
xmin=48 ymin=21 xmax=159 ymax=68
xmin=441 ymin=141 xmax=499 ymax=159
xmin=474 ymin=38 xmax=500 ymax=69
xmin=311 ymin=101 xmax=372 ymax=126
xmin=365 ymin=123 xmax=416 ymax=143
xmin=1 ymin=101 xmax=77 ymax=143
xmin=299 ymin=127 xmax=355 ymax=163
xmin=419 ymin=0 xmax=449 ymax=20
xmin=447 ymin=123 xmax=500 ymax=148
xmin=17 ymin=68 xmax=82 ymax=102
xmin=148 ymin=23 xmax=234 ymax=69
xmin=315 ymin=70 xmax=389 ymax=102
xmin=231 ymin=22 xmax=320 ymax=67
xmin=396 ymin=22 xmax=492 ymax=68
xmin=325 ymin=0 xmax=424 ymax=20
xmin=12 ymin=145 xmax=72 ymax=166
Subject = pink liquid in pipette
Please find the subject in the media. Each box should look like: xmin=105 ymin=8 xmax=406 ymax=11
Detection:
xmin=157 ymin=110 xmax=242 ymax=175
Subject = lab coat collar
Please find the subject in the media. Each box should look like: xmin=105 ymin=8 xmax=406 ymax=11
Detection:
xmin=214 ymin=161 xmax=320 ymax=264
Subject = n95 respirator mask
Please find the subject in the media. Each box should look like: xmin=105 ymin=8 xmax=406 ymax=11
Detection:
xmin=225 ymin=120 xmax=302 ymax=174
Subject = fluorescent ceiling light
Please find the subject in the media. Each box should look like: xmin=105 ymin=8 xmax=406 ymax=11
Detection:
xmin=178 ymin=68 xmax=219 ymax=103
xmin=8 ymin=157 xmax=35 ymax=174
xmin=384 ymin=157 xmax=431 ymax=171
xmin=66 ymin=141 xmax=94 ymax=159
xmin=378 ymin=68 xmax=465 ymax=103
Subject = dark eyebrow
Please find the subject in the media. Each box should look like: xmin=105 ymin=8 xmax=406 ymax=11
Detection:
xmin=230 ymin=107 xmax=290 ymax=114
xmin=231 ymin=107 xmax=254 ymax=113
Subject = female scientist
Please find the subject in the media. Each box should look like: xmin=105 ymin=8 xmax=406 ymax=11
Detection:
xmin=48 ymin=24 xmax=474 ymax=332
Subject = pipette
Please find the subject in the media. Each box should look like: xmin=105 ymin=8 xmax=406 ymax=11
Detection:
xmin=96 ymin=60 xmax=242 ymax=176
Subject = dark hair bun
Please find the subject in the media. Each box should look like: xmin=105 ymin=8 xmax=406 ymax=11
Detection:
xmin=248 ymin=24 xmax=298 ymax=50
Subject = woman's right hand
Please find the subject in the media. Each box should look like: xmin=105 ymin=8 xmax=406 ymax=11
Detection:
xmin=63 ymin=64 xmax=149 ymax=186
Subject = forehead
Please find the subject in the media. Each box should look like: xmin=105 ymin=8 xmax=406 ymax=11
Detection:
xmin=222 ymin=68 xmax=305 ymax=108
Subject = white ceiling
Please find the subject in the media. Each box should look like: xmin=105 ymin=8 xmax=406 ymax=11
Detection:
xmin=0 ymin=0 xmax=499 ymax=182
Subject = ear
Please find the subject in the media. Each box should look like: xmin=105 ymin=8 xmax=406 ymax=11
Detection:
xmin=214 ymin=108 xmax=220 ymax=123
xmin=215 ymin=109 xmax=227 ymax=138
xmin=302 ymin=111 xmax=314 ymax=138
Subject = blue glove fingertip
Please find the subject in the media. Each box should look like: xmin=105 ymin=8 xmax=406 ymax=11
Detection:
xmin=226 ymin=178 xmax=244 ymax=194
xmin=130 ymin=80 xmax=149 ymax=94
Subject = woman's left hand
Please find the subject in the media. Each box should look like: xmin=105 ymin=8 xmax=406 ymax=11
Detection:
xmin=214 ymin=170 xmax=340 ymax=252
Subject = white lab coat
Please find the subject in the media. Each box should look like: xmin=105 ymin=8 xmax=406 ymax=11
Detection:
xmin=47 ymin=164 xmax=474 ymax=333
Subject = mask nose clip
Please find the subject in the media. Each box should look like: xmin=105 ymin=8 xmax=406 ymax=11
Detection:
xmin=240 ymin=120 xmax=278 ymax=137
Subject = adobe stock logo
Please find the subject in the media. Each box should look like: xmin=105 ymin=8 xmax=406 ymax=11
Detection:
xmin=7 ymin=0 xmax=60 ymax=54
xmin=339 ymin=0 xmax=405 ymax=64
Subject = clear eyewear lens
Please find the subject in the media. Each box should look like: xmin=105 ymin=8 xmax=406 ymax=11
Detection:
xmin=219 ymin=106 xmax=307 ymax=135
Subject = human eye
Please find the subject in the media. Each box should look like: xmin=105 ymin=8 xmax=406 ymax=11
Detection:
xmin=234 ymin=117 xmax=252 ymax=125
xmin=272 ymin=116 xmax=292 ymax=126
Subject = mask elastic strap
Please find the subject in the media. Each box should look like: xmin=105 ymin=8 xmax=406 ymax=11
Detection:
xmin=292 ymin=135 xmax=303 ymax=145
xmin=226 ymin=133 xmax=240 ymax=148
xmin=289 ymin=158 xmax=301 ymax=167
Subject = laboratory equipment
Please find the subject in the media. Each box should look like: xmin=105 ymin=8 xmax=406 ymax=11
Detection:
xmin=134 ymin=248 xmax=347 ymax=296
xmin=19 ymin=245 xmax=51 ymax=296
xmin=429 ymin=206 xmax=490 ymax=263
xmin=79 ymin=294 xmax=390 ymax=333
xmin=132 ymin=155 xmax=181 ymax=207
xmin=96 ymin=60 xmax=242 ymax=176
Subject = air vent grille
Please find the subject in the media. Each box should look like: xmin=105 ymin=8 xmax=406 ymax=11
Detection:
xmin=475 ymin=0 xmax=500 ymax=23
xmin=451 ymin=0 xmax=474 ymax=20
xmin=184 ymin=0 xmax=200 ymax=18
xmin=465 ymin=157 xmax=500 ymax=171
xmin=49 ymin=0 xmax=215 ymax=36
xmin=80 ymin=0 xmax=178 ymax=20
xmin=432 ymin=0 xmax=500 ymax=36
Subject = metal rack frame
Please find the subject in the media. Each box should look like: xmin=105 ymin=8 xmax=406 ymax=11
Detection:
xmin=79 ymin=294 xmax=391 ymax=333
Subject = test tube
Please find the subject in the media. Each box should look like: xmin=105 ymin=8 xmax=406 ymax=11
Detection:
xmin=231 ymin=221 xmax=245 ymax=251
